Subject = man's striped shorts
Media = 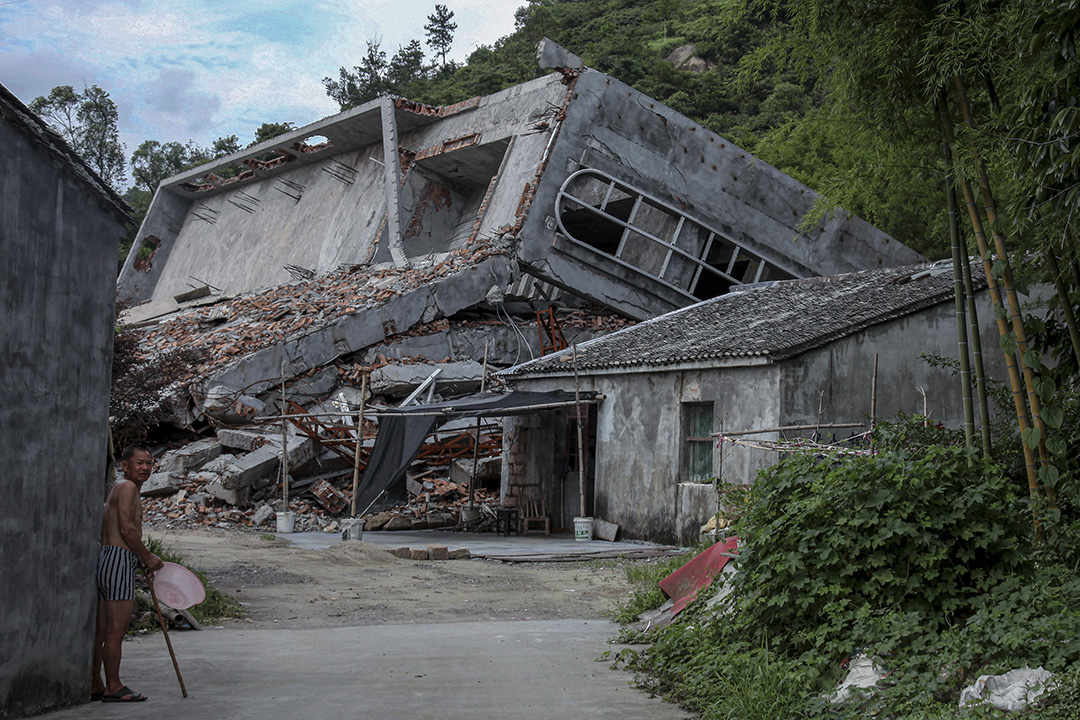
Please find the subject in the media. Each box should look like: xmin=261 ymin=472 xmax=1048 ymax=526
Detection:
xmin=97 ymin=545 xmax=137 ymax=601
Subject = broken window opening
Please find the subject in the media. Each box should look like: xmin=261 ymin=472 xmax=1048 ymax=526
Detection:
xmin=556 ymin=169 xmax=798 ymax=300
xmin=133 ymin=235 xmax=162 ymax=273
xmin=293 ymin=135 xmax=332 ymax=154
xmin=683 ymin=402 xmax=715 ymax=484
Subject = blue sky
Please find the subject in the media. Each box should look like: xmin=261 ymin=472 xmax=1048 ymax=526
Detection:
xmin=0 ymin=0 xmax=520 ymax=187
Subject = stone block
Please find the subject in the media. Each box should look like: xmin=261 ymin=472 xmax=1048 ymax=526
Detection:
xmin=220 ymin=444 xmax=279 ymax=491
xmin=450 ymin=456 xmax=501 ymax=485
xmin=383 ymin=515 xmax=412 ymax=531
xmin=251 ymin=504 xmax=275 ymax=526
xmin=409 ymin=549 xmax=428 ymax=560
xmin=140 ymin=472 xmax=184 ymax=497
xmin=202 ymin=385 xmax=265 ymax=424
xmin=448 ymin=548 xmax=471 ymax=560
xmin=411 ymin=517 xmax=430 ymax=530
xmin=216 ymin=429 xmax=272 ymax=453
xmin=272 ymin=366 xmax=339 ymax=404
xmin=369 ymin=361 xmax=483 ymax=398
xmin=280 ymin=435 xmax=316 ymax=468
xmin=158 ymin=438 xmax=222 ymax=474
xmin=428 ymin=544 xmax=449 ymax=561
xmin=207 ymin=478 xmax=247 ymax=506
xmin=388 ymin=547 xmax=412 ymax=558
xmin=364 ymin=511 xmax=392 ymax=531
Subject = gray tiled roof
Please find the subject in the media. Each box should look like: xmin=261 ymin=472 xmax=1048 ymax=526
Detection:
xmin=502 ymin=261 xmax=978 ymax=376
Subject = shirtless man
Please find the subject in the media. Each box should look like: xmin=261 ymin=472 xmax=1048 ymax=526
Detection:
xmin=91 ymin=444 xmax=163 ymax=703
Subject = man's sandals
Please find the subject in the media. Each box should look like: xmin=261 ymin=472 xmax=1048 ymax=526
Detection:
xmin=101 ymin=686 xmax=148 ymax=702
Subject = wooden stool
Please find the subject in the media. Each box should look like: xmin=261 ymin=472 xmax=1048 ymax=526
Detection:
xmin=495 ymin=507 xmax=520 ymax=536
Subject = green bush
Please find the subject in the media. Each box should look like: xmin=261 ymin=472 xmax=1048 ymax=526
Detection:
xmin=729 ymin=446 xmax=1029 ymax=664
xmin=615 ymin=443 xmax=1080 ymax=716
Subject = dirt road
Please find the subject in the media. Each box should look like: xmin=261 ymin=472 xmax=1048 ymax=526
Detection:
xmin=148 ymin=528 xmax=638 ymax=629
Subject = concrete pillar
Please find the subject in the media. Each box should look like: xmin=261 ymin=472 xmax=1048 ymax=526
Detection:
xmin=380 ymin=97 xmax=408 ymax=267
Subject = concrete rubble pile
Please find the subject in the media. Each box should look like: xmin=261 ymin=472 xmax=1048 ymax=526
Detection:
xmin=139 ymin=422 xmax=504 ymax=533
xmin=126 ymin=246 xmax=629 ymax=533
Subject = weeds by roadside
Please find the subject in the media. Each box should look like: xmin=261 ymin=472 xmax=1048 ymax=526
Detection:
xmin=139 ymin=537 xmax=244 ymax=627
xmin=607 ymin=414 xmax=1080 ymax=719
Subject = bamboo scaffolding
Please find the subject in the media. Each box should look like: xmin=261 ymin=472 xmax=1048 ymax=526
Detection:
xmin=350 ymin=372 xmax=368 ymax=518
xmin=467 ymin=340 xmax=489 ymax=512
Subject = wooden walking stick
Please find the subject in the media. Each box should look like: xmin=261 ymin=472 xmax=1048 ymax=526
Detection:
xmin=145 ymin=570 xmax=188 ymax=698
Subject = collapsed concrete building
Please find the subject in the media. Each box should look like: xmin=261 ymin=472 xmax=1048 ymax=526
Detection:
xmin=117 ymin=41 xmax=924 ymax=536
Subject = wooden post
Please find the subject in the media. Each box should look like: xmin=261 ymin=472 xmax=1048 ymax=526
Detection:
xmin=572 ymin=343 xmax=587 ymax=519
xmin=280 ymin=362 xmax=289 ymax=510
xmin=350 ymin=372 xmax=368 ymax=518
xmin=146 ymin=571 xmax=187 ymax=698
xmin=869 ymin=354 xmax=879 ymax=454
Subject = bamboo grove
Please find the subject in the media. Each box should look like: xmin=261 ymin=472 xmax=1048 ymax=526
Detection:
xmin=743 ymin=0 xmax=1080 ymax=549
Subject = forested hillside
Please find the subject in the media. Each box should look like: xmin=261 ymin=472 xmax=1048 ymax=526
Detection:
xmin=327 ymin=0 xmax=950 ymax=258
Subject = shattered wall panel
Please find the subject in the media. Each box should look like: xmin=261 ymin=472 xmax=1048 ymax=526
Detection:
xmin=148 ymin=144 xmax=388 ymax=301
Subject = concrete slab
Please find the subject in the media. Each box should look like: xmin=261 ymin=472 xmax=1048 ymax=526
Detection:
xmin=281 ymin=528 xmax=679 ymax=559
xmin=38 ymin=621 xmax=691 ymax=720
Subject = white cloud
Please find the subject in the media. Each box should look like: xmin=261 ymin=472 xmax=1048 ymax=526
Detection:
xmin=0 ymin=0 xmax=524 ymax=188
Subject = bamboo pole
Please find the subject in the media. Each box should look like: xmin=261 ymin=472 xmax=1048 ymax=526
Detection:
xmin=939 ymin=93 xmax=1040 ymax=510
xmin=350 ymin=372 xmax=368 ymax=518
xmin=145 ymin=572 xmax=187 ymax=698
xmin=280 ymin=362 xmax=289 ymax=511
xmin=954 ymin=75 xmax=1056 ymax=508
xmin=962 ymin=251 xmax=993 ymax=457
xmin=467 ymin=340 xmax=490 ymax=511
xmin=939 ymin=94 xmax=975 ymax=450
xmin=716 ymin=422 xmax=866 ymax=438
xmin=869 ymin=354 xmax=878 ymax=454
xmin=572 ymin=343 xmax=587 ymax=519
xmin=1046 ymin=249 xmax=1080 ymax=367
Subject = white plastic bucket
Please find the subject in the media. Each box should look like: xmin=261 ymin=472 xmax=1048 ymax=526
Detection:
xmin=341 ymin=517 xmax=364 ymax=542
xmin=276 ymin=511 xmax=295 ymax=534
xmin=573 ymin=517 xmax=593 ymax=542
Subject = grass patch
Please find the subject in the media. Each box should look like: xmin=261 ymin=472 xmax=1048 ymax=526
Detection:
xmin=610 ymin=551 xmax=695 ymax=625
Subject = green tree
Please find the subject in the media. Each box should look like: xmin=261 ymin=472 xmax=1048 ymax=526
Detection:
xmin=30 ymin=84 xmax=126 ymax=190
xmin=250 ymin=122 xmax=296 ymax=146
xmin=323 ymin=39 xmax=390 ymax=109
xmin=129 ymin=140 xmax=200 ymax=193
xmin=425 ymin=4 xmax=457 ymax=68
xmin=388 ymin=39 xmax=428 ymax=88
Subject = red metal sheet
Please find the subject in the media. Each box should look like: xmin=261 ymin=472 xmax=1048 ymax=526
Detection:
xmin=659 ymin=536 xmax=739 ymax=616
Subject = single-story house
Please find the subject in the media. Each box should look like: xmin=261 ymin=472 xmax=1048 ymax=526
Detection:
xmin=497 ymin=261 xmax=1006 ymax=545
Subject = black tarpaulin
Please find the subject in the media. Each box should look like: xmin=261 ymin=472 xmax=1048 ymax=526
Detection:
xmin=353 ymin=391 xmax=598 ymax=514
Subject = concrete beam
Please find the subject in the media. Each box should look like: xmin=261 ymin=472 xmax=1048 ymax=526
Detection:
xmin=381 ymin=97 xmax=408 ymax=267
